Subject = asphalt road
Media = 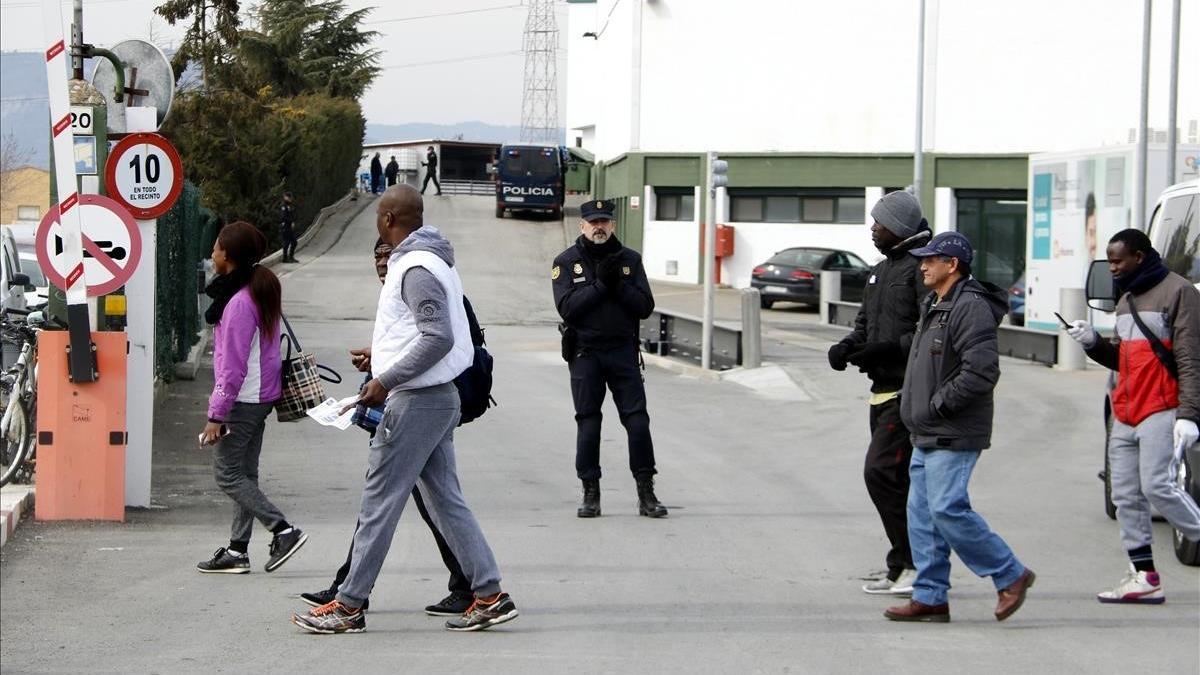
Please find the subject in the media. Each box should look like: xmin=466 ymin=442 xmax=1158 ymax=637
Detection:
xmin=1 ymin=195 xmax=1196 ymax=674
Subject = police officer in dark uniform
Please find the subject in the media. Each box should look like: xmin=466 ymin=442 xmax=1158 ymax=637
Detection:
xmin=280 ymin=191 xmax=298 ymax=263
xmin=552 ymin=199 xmax=668 ymax=519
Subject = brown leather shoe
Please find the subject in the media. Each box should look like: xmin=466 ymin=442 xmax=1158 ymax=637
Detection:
xmin=995 ymin=568 xmax=1036 ymax=621
xmin=883 ymin=600 xmax=950 ymax=623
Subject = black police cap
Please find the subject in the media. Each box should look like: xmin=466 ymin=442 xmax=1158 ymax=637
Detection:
xmin=580 ymin=199 xmax=616 ymax=222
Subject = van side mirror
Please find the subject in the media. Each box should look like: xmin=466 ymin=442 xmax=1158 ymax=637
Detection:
xmin=1085 ymin=260 xmax=1116 ymax=312
xmin=8 ymin=273 xmax=30 ymax=288
xmin=486 ymin=163 xmax=497 ymax=176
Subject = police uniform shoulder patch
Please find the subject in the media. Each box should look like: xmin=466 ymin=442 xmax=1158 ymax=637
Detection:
xmin=552 ymin=265 xmax=561 ymax=280
xmin=622 ymin=266 xmax=631 ymax=276
xmin=573 ymin=262 xmax=583 ymax=275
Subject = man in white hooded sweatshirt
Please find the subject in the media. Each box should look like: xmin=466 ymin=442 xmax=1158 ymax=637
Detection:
xmin=292 ymin=185 xmax=517 ymax=634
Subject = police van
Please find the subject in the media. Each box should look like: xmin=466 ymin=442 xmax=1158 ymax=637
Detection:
xmin=492 ymin=143 xmax=566 ymax=219
xmin=1087 ymin=180 xmax=1200 ymax=565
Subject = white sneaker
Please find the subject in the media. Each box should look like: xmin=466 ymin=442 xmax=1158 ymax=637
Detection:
xmin=890 ymin=568 xmax=917 ymax=596
xmin=862 ymin=568 xmax=916 ymax=595
xmin=1097 ymin=565 xmax=1165 ymax=604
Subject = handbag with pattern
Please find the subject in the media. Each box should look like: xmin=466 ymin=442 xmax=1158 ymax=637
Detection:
xmin=276 ymin=314 xmax=342 ymax=422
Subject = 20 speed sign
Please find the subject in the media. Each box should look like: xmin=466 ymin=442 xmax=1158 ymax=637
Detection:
xmin=105 ymin=132 xmax=183 ymax=219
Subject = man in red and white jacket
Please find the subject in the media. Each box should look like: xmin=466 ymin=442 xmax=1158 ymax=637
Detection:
xmin=1068 ymin=228 xmax=1200 ymax=604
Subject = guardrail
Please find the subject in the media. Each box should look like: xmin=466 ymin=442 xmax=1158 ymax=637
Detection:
xmin=640 ymin=309 xmax=744 ymax=371
xmin=440 ymin=180 xmax=495 ymax=196
xmin=823 ymin=299 xmax=1060 ymax=366
xmin=639 ymin=289 xmax=763 ymax=371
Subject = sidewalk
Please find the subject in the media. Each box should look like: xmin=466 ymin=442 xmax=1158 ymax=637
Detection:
xmin=0 ymin=483 xmax=33 ymax=548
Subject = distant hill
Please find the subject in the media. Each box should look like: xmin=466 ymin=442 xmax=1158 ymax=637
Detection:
xmin=365 ymin=121 xmax=563 ymax=146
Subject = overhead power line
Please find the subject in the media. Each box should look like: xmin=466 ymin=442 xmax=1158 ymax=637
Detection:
xmin=381 ymin=50 xmax=523 ymax=70
xmin=364 ymin=4 xmax=525 ymax=26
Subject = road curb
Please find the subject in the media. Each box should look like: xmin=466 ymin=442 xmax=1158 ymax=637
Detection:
xmin=642 ymin=355 xmax=812 ymax=400
xmin=1 ymin=484 xmax=35 ymax=549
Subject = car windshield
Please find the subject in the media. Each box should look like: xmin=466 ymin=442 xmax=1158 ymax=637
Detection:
xmin=767 ymin=249 xmax=827 ymax=268
xmin=500 ymin=147 xmax=560 ymax=180
xmin=1150 ymin=193 xmax=1199 ymax=284
xmin=18 ymin=254 xmax=45 ymax=286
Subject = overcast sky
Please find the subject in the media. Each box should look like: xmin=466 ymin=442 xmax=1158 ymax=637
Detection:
xmin=0 ymin=0 xmax=568 ymax=127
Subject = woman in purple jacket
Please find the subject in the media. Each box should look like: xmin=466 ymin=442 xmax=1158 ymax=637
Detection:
xmin=196 ymin=221 xmax=307 ymax=574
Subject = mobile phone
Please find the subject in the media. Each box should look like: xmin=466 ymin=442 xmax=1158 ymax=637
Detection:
xmin=1053 ymin=312 xmax=1072 ymax=328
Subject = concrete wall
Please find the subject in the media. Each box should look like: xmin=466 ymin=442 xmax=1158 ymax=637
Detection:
xmin=567 ymin=0 xmax=1200 ymax=161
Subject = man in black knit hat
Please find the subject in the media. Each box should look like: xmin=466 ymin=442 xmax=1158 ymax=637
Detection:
xmin=827 ymin=189 xmax=930 ymax=596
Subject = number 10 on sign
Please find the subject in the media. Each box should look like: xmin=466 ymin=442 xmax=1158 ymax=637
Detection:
xmin=105 ymin=132 xmax=183 ymax=220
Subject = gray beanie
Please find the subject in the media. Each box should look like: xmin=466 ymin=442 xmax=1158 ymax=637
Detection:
xmin=871 ymin=191 xmax=924 ymax=239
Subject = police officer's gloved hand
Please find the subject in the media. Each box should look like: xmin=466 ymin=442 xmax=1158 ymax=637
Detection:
xmin=827 ymin=342 xmax=851 ymax=371
xmin=845 ymin=341 xmax=900 ymax=369
xmin=598 ymin=257 xmax=622 ymax=291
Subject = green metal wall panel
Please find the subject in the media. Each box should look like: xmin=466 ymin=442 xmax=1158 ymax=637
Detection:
xmin=727 ymin=155 xmax=913 ymax=188
xmin=934 ymin=157 xmax=1028 ymax=190
xmin=645 ymin=156 xmax=704 ymax=186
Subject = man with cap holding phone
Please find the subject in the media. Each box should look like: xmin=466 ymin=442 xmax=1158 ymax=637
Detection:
xmin=827 ymin=190 xmax=930 ymax=596
xmin=884 ymin=231 xmax=1035 ymax=623
xmin=552 ymin=199 xmax=667 ymax=519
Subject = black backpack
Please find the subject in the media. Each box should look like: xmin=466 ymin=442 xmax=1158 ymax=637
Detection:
xmin=454 ymin=296 xmax=496 ymax=425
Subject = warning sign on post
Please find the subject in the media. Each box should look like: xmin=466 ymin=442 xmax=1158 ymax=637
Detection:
xmin=105 ymin=132 xmax=183 ymax=220
xmin=36 ymin=194 xmax=143 ymax=297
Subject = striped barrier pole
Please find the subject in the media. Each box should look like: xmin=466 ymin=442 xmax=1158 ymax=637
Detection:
xmin=42 ymin=0 xmax=96 ymax=382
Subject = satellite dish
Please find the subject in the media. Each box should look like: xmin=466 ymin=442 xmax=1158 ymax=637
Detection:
xmin=90 ymin=39 xmax=175 ymax=134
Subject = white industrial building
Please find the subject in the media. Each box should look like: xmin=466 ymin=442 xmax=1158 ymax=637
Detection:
xmin=563 ymin=0 xmax=1199 ymax=291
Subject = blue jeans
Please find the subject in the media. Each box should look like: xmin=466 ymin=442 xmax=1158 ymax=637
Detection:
xmin=907 ymin=448 xmax=1025 ymax=606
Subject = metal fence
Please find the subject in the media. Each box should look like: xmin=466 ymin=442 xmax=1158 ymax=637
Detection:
xmin=439 ymin=180 xmax=494 ymax=196
xmin=155 ymin=181 xmax=217 ymax=381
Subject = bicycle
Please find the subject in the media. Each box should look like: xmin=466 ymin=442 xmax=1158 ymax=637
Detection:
xmin=0 ymin=307 xmax=42 ymax=486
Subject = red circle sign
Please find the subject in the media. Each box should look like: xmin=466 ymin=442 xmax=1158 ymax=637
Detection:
xmin=35 ymin=194 xmax=143 ymax=297
xmin=104 ymin=132 xmax=184 ymax=220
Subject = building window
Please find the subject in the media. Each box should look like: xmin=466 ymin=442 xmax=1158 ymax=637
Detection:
xmin=765 ymin=196 xmax=800 ymax=222
xmin=16 ymin=205 xmax=40 ymax=221
xmin=654 ymin=188 xmax=695 ymax=221
xmin=729 ymin=189 xmax=865 ymax=223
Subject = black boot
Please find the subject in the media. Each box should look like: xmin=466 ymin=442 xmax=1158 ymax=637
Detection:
xmin=577 ymin=479 xmax=601 ymax=518
xmin=636 ymin=476 xmax=668 ymax=518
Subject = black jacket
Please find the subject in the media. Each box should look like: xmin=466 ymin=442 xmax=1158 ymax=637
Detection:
xmin=370 ymin=156 xmax=382 ymax=177
xmin=900 ymin=276 xmax=1009 ymax=451
xmin=423 ymin=151 xmax=438 ymax=172
xmin=837 ymin=230 xmax=930 ymax=393
xmin=384 ymin=160 xmax=399 ymax=179
xmin=552 ymin=236 xmax=655 ymax=348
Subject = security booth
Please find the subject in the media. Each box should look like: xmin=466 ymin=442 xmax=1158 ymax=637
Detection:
xmin=565 ymin=146 xmax=594 ymax=195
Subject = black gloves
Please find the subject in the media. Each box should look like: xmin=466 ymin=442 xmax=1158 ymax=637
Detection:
xmin=827 ymin=342 xmax=851 ymax=371
xmin=597 ymin=257 xmax=622 ymax=291
xmin=845 ymin=341 xmax=902 ymax=370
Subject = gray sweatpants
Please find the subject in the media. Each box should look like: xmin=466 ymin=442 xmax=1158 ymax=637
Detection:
xmin=213 ymin=401 xmax=288 ymax=543
xmin=1110 ymin=408 xmax=1200 ymax=551
xmin=337 ymin=383 xmax=502 ymax=607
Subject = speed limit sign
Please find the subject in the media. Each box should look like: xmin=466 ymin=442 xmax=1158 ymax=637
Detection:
xmin=105 ymin=132 xmax=183 ymax=219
